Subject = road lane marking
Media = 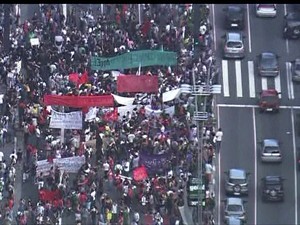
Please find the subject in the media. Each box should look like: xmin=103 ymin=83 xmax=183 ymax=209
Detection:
xmin=217 ymin=104 xmax=300 ymax=109
xmin=212 ymin=4 xmax=217 ymax=51
xmin=284 ymin=4 xmax=289 ymax=54
xmin=252 ymin=107 xmax=258 ymax=225
xmin=261 ymin=77 xmax=268 ymax=90
xmin=235 ymin=61 xmax=243 ymax=97
xmin=246 ymin=4 xmax=252 ymax=53
xmin=217 ymin=105 xmax=221 ymax=225
xmin=248 ymin=61 xmax=256 ymax=98
xmin=274 ymin=73 xmax=282 ymax=99
xmin=222 ymin=60 xmax=230 ymax=97
xmin=286 ymin=62 xmax=295 ymax=99
xmin=291 ymin=109 xmax=298 ymax=225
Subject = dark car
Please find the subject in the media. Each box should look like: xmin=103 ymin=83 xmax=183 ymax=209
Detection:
xmin=257 ymin=52 xmax=279 ymax=77
xmin=283 ymin=13 xmax=300 ymax=39
xmin=261 ymin=176 xmax=284 ymax=202
xmin=258 ymin=89 xmax=280 ymax=113
xmin=223 ymin=6 xmax=245 ymax=30
xmin=291 ymin=58 xmax=300 ymax=82
xmin=225 ymin=168 xmax=249 ymax=196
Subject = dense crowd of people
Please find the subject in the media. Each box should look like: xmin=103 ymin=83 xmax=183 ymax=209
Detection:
xmin=0 ymin=4 xmax=218 ymax=225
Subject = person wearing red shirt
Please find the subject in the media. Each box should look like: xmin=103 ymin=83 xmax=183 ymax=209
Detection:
xmin=79 ymin=191 xmax=87 ymax=205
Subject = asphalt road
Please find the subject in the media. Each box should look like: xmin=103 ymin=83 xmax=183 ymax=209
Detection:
xmin=212 ymin=3 xmax=300 ymax=225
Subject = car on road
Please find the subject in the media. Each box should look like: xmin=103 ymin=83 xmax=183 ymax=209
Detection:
xmin=291 ymin=58 xmax=300 ymax=82
xmin=223 ymin=197 xmax=247 ymax=222
xmin=258 ymin=89 xmax=280 ymax=113
xmin=225 ymin=217 xmax=245 ymax=225
xmin=225 ymin=168 xmax=249 ymax=196
xmin=257 ymin=52 xmax=279 ymax=77
xmin=260 ymin=139 xmax=282 ymax=163
xmin=283 ymin=12 xmax=300 ymax=39
xmin=223 ymin=6 xmax=245 ymax=30
xmin=256 ymin=4 xmax=277 ymax=17
xmin=261 ymin=176 xmax=284 ymax=202
xmin=222 ymin=32 xmax=245 ymax=59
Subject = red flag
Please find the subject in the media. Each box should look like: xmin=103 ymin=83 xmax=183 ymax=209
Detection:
xmin=117 ymin=74 xmax=158 ymax=93
xmin=69 ymin=71 xmax=89 ymax=86
xmin=79 ymin=71 xmax=89 ymax=84
xmin=133 ymin=166 xmax=148 ymax=181
xmin=103 ymin=108 xmax=118 ymax=121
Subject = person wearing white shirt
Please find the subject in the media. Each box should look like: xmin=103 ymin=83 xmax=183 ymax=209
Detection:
xmin=0 ymin=151 xmax=4 ymax=162
xmin=214 ymin=128 xmax=223 ymax=153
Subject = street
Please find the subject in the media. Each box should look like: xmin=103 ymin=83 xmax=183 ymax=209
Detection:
xmin=212 ymin=3 xmax=300 ymax=225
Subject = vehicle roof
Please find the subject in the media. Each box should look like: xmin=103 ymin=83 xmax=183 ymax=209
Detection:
xmin=260 ymin=89 xmax=279 ymax=97
xmin=286 ymin=12 xmax=300 ymax=21
xmin=294 ymin=58 xmax=300 ymax=64
xmin=227 ymin=197 xmax=243 ymax=205
xmin=227 ymin=217 xmax=243 ymax=225
xmin=263 ymin=175 xmax=282 ymax=183
xmin=227 ymin=5 xmax=243 ymax=12
xmin=226 ymin=32 xmax=242 ymax=41
xmin=263 ymin=139 xmax=279 ymax=147
xmin=260 ymin=52 xmax=276 ymax=58
xmin=229 ymin=169 xmax=246 ymax=179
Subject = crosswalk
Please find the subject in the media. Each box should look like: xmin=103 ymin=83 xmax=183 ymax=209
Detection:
xmin=221 ymin=60 xmax=294 ymax=99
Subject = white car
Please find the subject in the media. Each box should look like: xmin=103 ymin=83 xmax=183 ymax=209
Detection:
xmin=256 ymin=4 xmax=277 ymax=17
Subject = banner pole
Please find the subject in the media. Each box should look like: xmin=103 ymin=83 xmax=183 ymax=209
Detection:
xmin=60 ymin=106 xmax=65 ymax=144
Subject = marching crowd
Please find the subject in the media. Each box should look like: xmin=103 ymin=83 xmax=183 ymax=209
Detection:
xmin=0 ymin=3 xmax=218 ymax=225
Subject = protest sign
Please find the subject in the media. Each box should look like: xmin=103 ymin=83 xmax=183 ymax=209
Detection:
xmin=85 ymin=107 xmax=99 ymax=121
xmin=30 ymin=38 xmax=40 ymax=46
xmin=139 ymin=152 xmax=170 ymax=173
xmin=91 ymin=50 xmax=177 ymax=70
xmin=49 ymin=110 xmax=83 ymax=130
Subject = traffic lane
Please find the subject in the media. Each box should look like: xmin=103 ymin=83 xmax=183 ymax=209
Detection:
xmin=255 ymin=108 xmax=296 ymax=225
xmin=218 ymin=106 xmax=255 ymax=225
xmin=212 ymin=4 xmax=251 ymax=60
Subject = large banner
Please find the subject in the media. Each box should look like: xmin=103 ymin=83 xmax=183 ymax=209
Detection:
xmin=112 ymin=94 xmax=135 ymax=105
xmin=36 ymin=156 xmax=86 ymax=175
xmin=145 ymin=105 xmax=175 ymax=117
xmin=91 ymin=50 xmax=177 ymax=71
xmin=162 ymin=88 xmax=181 ymax=102
xmin=117 ymin=75 xmax=159 ymax=93
xmin=139 ymin=152 xmax=170 ymax=173
xmin=44 ymin=94 xmax=114 ymax=107
xmin=49 ymin=110 xmax=83 ymax=129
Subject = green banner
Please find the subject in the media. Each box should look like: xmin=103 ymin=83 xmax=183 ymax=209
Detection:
xmin=91 ymin=50 xmax=177 ymax=71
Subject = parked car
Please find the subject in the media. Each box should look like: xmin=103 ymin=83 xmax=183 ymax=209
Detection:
xmin=223 ymin=6 xmax=245 ymax=30
xmin=258 ymin=89 xmax=280 ymax=113
xmin=256 ymin=4 xmax=277 ymax=17
xmin=260 ymin=139 xmax=282 ymax=163
xmin=223 ymin=198 xmax=247 ymax=222
xmin=291 ymin=58 xmax=300 ymax=82
xmin=225 ymin=217 xmax=245 ymax=225
xmin=283 ymin=13 xmax=300 ymax=39
xmin=257 ymin=52 xmax=279 ymax=77
xmin=261 ymin=176 xmax=284 ymax=202
xmin=225 ymin=169 xmax=249 ymax=196
xmin=222 ymin=32 xmax=245 ymax=59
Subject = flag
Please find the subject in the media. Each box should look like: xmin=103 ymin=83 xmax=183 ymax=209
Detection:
xmin=133 ymin=165 xmax=148 ymax=181
xmin=69 ymin=71 xmax=89 ymax=86
xmin=103 ymin=108 xmax=118 ymax=121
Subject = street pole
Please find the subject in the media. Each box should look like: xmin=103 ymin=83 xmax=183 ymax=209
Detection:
xmin=138 ymin=4 xmax=142 ymax=25
xmin=3 ymin=4 xmax=11 ymax=53
xmin=100 ymin=4 xmax=104 ymax=14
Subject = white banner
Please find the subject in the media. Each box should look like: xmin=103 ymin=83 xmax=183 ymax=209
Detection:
xmin=30 ymin=38 xmax=40 ymax=46
xmin=36 ymin=156 xmax=86 ymax=175
xmin=118 ymin=105 xmax=139 ymax=119
xmin=85 ymin=107 xmax=99 ymax=121
xmin=163 ymin=88 xmax=181 ymax=102
xmin=145 ymin=105 xmax=175 ymax=117
xmin=50 ymin=110 xmax=83 ymax=129
xmin=112 ymin=94 xmax=135 ymax=106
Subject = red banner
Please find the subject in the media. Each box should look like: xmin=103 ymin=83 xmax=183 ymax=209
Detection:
xmin=133 ymin=166 xmax=148 ymax=181
xmin=103 ymin=108 xmax=118 ymax=121
xmin=69 ymin=71 xmax=89 ymax=86
xmin=39 ymin=189 xmax=62 ymax=203
xmin=44 ymin=95 xmax=114 ymax=107
xmin=117 ymin=75 xmax=158 ymax=93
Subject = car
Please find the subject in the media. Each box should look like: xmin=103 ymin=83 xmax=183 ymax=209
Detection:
xmin=256 ymin=4 xmax=277 ymax=17
xmin=223 ymin=197 xmax=247 ymax=222
xmin=222 ymin=32 xmax=245 ymax=59
xmin=283 ymin=13 xmax=300 ymax=39
xmin=291 ymin=59 xmax=300 ymax=82
xmin=260 ymin=139 xmax=282 ymax=162
xmin=225 ymin=217 xmax=245 ymax=225
xmin=225 ymin=169 xmax=249 ymax=196
xmin=258 ymin=89 xmax=280 ymax=113
xmin=223 ymin=6 xmax=245 ymax=30
xmin=261 ymin=176 xmax=284 ymax=202
xmin=257 ymin=52 xmax=279 ymax=77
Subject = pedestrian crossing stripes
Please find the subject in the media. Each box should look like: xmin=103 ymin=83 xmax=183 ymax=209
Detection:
xmin=221 ymin=59 xmax=295 ymax=99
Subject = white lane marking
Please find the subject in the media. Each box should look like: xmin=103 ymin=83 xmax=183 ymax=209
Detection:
xmin=261 ymin=77 xmax=268 ymax=90
xmin=252 ymin=107 xmax=258 ymax=225
xmin=212 ymin=4 xmax=217 ymax=51
xmin=246 ymin=4 xmax=252 ymax=53
xmin=291 ymin=109 xmax=298 ymax=225
xmin=222 ymin=60 xmax=230 ymax=97
xmin=284 ymin=4 xmax=289 ymax=54
xmin=217 ymin=104 xmax=300 ymax=109
xmin=217 ymin=105 xmax=221 ymax=225
xmin=235 ymin=61 xmax=243 ymax=97
xmin=274 ymin=73 xmax=282 ymax=99
xmin=287 ymin=62 xmax=295 ymax=99
xmin=248 ymin=61 xmax=256 ymax=98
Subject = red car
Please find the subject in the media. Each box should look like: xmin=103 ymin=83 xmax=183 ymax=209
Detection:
xmin=259 ymin=89 xmax=280 ymax=113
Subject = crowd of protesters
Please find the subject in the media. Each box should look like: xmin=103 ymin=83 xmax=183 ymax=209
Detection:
xmin=0 ymin=3 xmax=218 ymax=225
